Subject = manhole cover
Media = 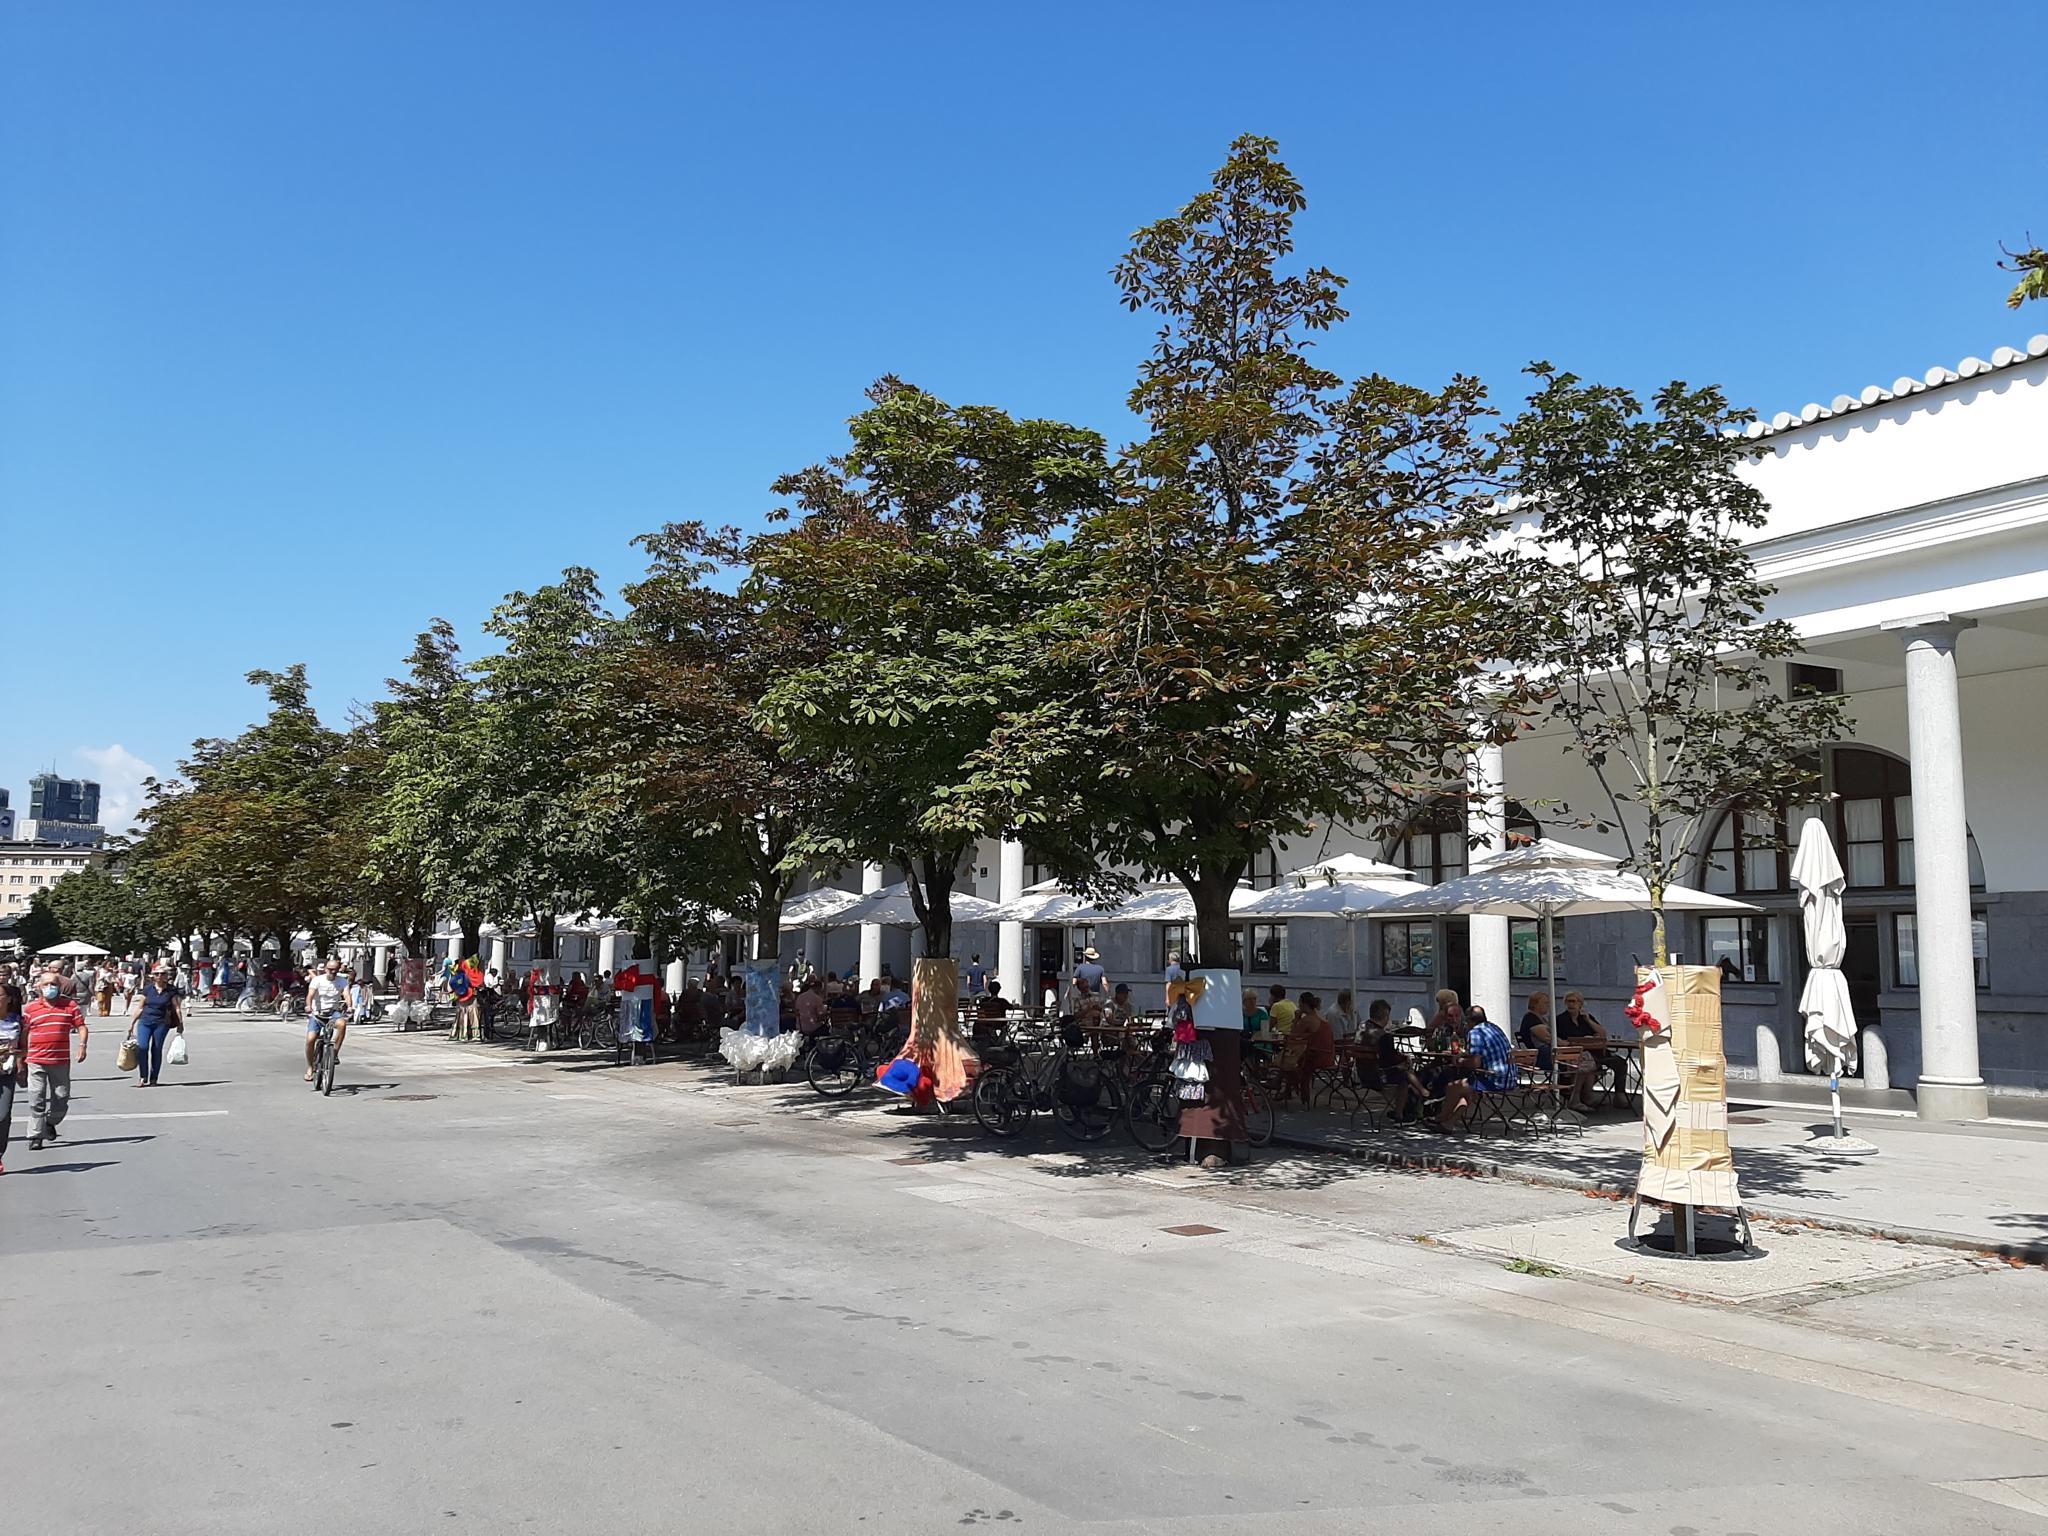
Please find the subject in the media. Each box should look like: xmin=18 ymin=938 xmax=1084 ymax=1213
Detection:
xmin=1728 ymin=1115 xmax=1767 ymax=1125
xmin=385 ymin=1093 xmax=439 ymax=1102
xmin=1161 ymin=1223 xmax=1225 ymax=1238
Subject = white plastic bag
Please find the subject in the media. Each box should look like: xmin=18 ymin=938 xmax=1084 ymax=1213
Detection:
xmin=167 ymin=1032 xmax=190 ymax=1066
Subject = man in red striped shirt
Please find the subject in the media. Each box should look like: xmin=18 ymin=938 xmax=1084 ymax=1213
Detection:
xmin=25 ymin=967 xmax=88 ymax=1151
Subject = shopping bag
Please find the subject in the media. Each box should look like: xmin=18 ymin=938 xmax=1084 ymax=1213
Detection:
xmin=117 ymin=1037 xmax=140 ymax=1072
xmin=167 ymin=1032 xmax=190 ymax=1066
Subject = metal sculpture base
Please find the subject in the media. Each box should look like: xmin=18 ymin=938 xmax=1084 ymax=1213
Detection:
xmin=1629 ymin=1196 xmax=1754 ymax=1259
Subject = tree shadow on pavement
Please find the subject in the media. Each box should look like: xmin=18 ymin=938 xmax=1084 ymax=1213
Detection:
xmin=41 ymin=1135 xmax=155 ymax=1148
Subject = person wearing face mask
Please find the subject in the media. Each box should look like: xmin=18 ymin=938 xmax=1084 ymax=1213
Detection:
xmin=24 ymin=968 xmax=89 ymax=1151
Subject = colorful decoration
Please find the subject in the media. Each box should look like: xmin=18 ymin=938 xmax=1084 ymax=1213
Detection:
xmin=1633 ymin=965 xmax=1741 ymax=1209
xmin=1166 ymin=977 xmax=1212 ymax=1102
xmin=743 ymin=958 xmax=780 ymax=1037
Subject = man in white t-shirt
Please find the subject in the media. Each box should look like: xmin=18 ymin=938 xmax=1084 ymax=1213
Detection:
xmin=304 ymin=957 xmax=349 ymax=1081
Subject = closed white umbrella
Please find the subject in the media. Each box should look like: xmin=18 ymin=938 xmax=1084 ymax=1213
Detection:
xmin=1371 ymin=837 xmax=1757 ymax=1085
xmin=815 ymin=880 xmax=1001 ymax=929
xmin=1793 ymin=817 xmax=1873 ymax=1153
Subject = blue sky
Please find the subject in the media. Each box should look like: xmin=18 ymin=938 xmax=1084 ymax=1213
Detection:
xmin=4 ymin=2 xmax=2044 ymax=828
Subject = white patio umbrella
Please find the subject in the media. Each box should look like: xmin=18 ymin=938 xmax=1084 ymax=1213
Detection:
xmin=815 ymin=880 xmax=1001 ymax=929
xmin=1793 ymin=817 xmax=1872 ymax=1152
xmin=986 ymin=878 xmax=1101 ymax=926
xmin=1074 ymin=881 xmax=1261 ymax=924
xmin=778 ymin=886 xmax=863 ymax=928
xmin=1370 ymin=837 xmax=1757 ymax=1082
xmin=1289 ymin=852 xmax=1418 ymax=882
xmin=1238 ymin=864 xmax=1429 ymax=1000
xmin=37 ymin=939 xmax=110 ymax=958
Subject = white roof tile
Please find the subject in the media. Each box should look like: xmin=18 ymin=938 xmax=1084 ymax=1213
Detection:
xmin=1742 ymin=334 xmax=2048 ymax=440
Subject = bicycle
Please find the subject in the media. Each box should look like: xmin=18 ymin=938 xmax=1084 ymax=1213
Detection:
xmin=310 ymin=1015 xmax=340 ymax=1097
xmin=1125 ymin=1060 xmax=1275 ymax=1154
xmin=973 ymin=1024 xmax=1124 ymax=1143
xmin=805 ymin=1012 xmax=909 ymax=1098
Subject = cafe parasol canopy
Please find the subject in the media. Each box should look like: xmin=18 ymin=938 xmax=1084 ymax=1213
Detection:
xmin=815 ymin=881 xmax=1002 ymax=929
xmin=1237 ymin=859 xmax=1428 ymax=998
xmin=1369 ymin=837 xmax=1757 ymax=1078
xmin=37 ymin=939 xmax=111 ymax=958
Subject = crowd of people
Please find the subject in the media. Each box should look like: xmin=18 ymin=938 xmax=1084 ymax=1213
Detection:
xmin=0 ymin=955 xmax=196 ymax=1172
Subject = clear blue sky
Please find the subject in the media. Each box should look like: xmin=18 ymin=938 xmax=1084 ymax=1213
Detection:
xmin=4 ymin=2 xmax=2043 ymax=828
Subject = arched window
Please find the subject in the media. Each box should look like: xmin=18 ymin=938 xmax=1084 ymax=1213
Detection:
xmin=1697 ymin=747 xmax=1984 ymax=895
xmin=1388 ymin=796 xmax=1541 ymax=884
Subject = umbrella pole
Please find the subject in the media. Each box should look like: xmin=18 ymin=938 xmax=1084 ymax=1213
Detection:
xmin=1543 ymin=908 xmax=1559 ymax=1095
xmin=1348 ymin=917 xmax=1358 ymax=1006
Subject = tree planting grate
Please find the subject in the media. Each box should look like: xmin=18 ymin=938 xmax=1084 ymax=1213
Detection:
xmin=1727 ymin=1115 xmax=1767 ymax=1125
xmin=385 ymin=1094 xmax=439 ymax=1102
xmin=1161 ymin=1224 xmax=1225 ymax=1237
xmin=888 ymin=1155 xmax=935 ymax=1166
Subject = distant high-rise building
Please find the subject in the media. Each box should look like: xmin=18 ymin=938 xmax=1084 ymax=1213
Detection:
xmin=29 ymin=774 xmax=100 ymax=826
xmin=23 ymin=774 xmax=103 ymax=846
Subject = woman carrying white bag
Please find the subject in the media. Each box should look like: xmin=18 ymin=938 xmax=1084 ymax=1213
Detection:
xmin=130 ymin=961 xmax=186 ymax=1087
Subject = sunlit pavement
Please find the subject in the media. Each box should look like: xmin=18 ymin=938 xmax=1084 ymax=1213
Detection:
xmin=7 ymin=1006 xmax=2048 ymax=1535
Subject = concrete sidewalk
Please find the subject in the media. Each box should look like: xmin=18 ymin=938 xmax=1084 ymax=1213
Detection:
xmin=1273 ymin=1097 xmax=2048 ymax=1259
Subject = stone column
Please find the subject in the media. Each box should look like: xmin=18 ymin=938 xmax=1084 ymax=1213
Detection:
xmin=803 ymin=925 xmax=826 ymax=978
xmin=597 ymin=931 xmax=620 ymax=978
xmin=1883 ymin=615 xmax=1987 ymax=1121
xmin=1465 ymin=742 xmax=1511 ymax=1020
xmin=858 ymin=861 xmax=885 ymax=985
xmin=997 ymin=838 xmax=1026 ymax=1007
xmin=488 ymin=933 xmax=510 ymax=979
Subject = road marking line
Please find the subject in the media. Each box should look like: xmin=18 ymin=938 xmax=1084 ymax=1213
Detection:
xmin=61 ymin=1110 xmax=231 ymax=1121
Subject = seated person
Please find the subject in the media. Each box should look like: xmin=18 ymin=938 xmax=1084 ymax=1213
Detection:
xmin=1331 ymin=989 xmax=1362 ymax=1042
xmin=565 ymin=971 xmax=589 ymax=1010
xmin=1356 ymin=997 xmax=1425 ymax=1119
xmin=793 ymin=978 xmax=829 ymax=1036
xmin=1240 ymin=988 xmax=1273 ymax=1062
xmin=973 ymin=981 xmax=1010 ymax=1042
xmin=1108 ymin=982 xmax=1137 ymax=1026
xmin=1437 ymin=1009 xmax=1519 ymax=1131
xmin=1266 ymin=984 xmax=1297 ymax=1035
xmin=1517 ymin=990 xmax=1599 ymax=1109
xmin=1424 ymin=988 xmax=1463 ymax=1054
xmin=1281 ymin=991 xmax=1337 ymax=1106
xmin=1558 ymin=989 xmax=1619 ymax=1092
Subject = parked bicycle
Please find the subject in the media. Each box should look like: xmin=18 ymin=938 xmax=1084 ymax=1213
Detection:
xmin=1125 ymin=1059 xmax=1275 ymax=1154
xmin=973 ymin=1022 xmax=1124 ymax=1142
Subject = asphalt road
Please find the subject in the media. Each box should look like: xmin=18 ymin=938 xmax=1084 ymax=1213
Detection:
xmin=7 ymin=1008 xmax=2048 ymax=1535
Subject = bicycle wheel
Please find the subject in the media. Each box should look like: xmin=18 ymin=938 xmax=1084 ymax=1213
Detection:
xmin=972 ymin=1067 xmax=1027 ymax=1138
xmin=806 ymin=1041 xmax=864 ymax=1098
xmin=309 ymin=1035 xmax=325 ymax=1092
xmin=1055 ymin=1074 xmax=1122 ymax=1143
xmin=316 ymin=1032 xmax=336 ymax=1095
xmin=1125 ymin=1072 xmax=1183 ymax=1153
xmin=1242 ymin=1079 xmax=1274 ymax=1146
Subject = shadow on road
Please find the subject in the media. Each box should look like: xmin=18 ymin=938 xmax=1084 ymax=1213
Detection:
xmin=13 ymin=1161 xmax=120 ymax=1175
xmin=41 ymin=1135 xmax=156 ymax=1148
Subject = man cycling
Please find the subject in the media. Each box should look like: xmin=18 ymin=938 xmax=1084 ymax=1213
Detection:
xmin=304 ymin=957 xmax=349 ymax=1082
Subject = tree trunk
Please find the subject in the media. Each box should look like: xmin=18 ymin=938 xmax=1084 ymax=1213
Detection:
xmin=1187 ymin=872 xmax=1238 ymax=969
xmin=459 ymin=912 xmax=483 ymax=960
xmin=753 ymin=892 xmax=783 ymax=962
xmin=534 ymin=911 xmax=556 ymax=961
xmin=915 ymin=853 xmax=954 ymax=959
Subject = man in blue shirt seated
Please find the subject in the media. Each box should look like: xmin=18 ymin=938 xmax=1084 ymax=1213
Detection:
xmin=1435 ymin=1005 xmax=1518 ymax=1131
